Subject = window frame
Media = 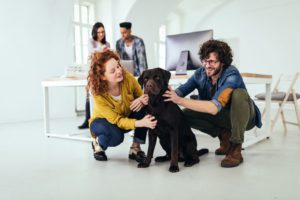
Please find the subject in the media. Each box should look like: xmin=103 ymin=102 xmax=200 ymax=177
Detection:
xmin=158 ymin=25 xmax=166 ymax=69
xmin=72 ymin=1 xmax=95 ymax=67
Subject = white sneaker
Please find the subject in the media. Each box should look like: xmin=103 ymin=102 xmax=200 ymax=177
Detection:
xmin=92 ymin=137 xmax=103 ymax=153
xmin=91 ymin=137 xmax=108 ymax=161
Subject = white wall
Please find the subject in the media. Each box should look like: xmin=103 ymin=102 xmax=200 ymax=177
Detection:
xmin=95 ymin=0 xmax=136 ymax=46
xmin=126 ymin=0 xmax=183 ymax=68
xmin=0 ymin=0 xmax=75 ymax=123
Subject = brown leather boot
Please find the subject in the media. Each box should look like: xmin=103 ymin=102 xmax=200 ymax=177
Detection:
xmin=215 ymin=129 xmax=231 ymax=155
xmin=221 ymin=143 xmax=243 ymax=168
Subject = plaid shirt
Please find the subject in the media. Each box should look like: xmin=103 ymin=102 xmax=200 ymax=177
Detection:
xmin=116 ymin=35 xmax=148 ymax=76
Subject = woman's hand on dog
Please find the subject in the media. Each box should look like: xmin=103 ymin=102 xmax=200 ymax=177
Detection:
xmin=130 ymin=94 xmax=149 ymax=112
xmin=139 ymin=94 xmax=149 ymax=105
xmin=163 ymin=87 xmax=181 ymax=104
xmin=135 ymin=114 xmax=157 ymax=129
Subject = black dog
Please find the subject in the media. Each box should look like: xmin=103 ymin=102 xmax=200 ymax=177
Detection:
xmin=137 ymin=68 xmax=208 ymax=173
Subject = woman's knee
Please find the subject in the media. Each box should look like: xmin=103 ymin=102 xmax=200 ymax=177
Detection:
xmin=91 ymin=118 xmax=125 ymax=147
xmin=109 ymin=133 xmax=124 ymax=147
xmin=90 ymin=118 xmax=109 ymax=136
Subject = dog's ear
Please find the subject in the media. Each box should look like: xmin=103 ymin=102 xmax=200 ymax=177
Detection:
xmin=162 ymin=69 xmax=171 ymax=85
xmin=138 ymin=71 xmax=145 ymax=88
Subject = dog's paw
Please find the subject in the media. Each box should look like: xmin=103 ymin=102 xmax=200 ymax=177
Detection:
xmin=137 ymin=162 xmax=150 ymax=168
xmin=169 ymin=165 xmax=179 ymax=173
xmin=184 ymin=159 xmax=199 ymax=167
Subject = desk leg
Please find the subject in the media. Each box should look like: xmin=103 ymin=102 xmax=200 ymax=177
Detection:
xmin=42 ymin=85 xmax=91 ymax=142
xmin=265 ymin=83 xmax=272 ymax=137
xmin=74 ymin=87 xmax=78 ymax=113
xmin=43 ymin=87 xmax=50 ymax=135
xmin=243 ymin=81 xmax=272 ymax=148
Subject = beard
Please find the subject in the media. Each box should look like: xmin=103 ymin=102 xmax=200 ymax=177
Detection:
xmin=206 ymin=65 xmax=222 ymax=77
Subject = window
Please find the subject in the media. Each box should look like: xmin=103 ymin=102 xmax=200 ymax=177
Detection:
xmin=158 ymin=25 xmax=166 ymax=68
xmin=73 ymin=1 xmax=95 ymax=66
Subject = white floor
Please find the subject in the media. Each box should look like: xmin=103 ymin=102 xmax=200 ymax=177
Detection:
xmin=0 ymin=116 xmax=300 ymax=200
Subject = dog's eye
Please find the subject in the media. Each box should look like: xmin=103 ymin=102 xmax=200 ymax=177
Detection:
xmin=144 ymin=77 xmax=148 ymax=82
xmin=155 ymin=76 xmax=160 ymax=81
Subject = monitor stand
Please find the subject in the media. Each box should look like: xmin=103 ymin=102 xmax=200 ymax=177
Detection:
xmin=175 ymin=50 xmax=190 ymax=75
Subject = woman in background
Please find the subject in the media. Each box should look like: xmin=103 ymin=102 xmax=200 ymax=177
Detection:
xmin=88 ymin=50 xmax=156 ymax=161
xmin=78 ymin=22 xmax=111 ymax=129
xmin=88 ymin=22 xmax=110 ymax=53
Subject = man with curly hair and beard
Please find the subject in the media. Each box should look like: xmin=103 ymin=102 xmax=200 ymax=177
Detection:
xmin=163 ymin=40 xmax=262 ymax=168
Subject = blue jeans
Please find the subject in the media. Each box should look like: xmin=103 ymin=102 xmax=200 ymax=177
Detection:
xmin=90 ymin=108 xmax=148 ymax=150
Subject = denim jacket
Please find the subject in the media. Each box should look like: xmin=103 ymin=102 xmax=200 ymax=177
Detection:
xmin=175 ymin=66 xmax=262 ymax=128
xmin=116 ymin=35 xmax=148 ymax=76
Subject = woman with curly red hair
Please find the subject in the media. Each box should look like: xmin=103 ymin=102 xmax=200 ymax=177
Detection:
xmin=88 ymin=50 xmax=157 ymax=161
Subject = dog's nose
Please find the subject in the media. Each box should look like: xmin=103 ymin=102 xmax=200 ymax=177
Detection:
xmin=146 ymin=82 xmax=153 ymax=89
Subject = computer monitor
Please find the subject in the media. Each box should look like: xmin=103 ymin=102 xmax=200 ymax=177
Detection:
xmin=120 ymin=60 xmax=134 ymax=75
xmin=165 ymin=30 xmax=213 ymax=74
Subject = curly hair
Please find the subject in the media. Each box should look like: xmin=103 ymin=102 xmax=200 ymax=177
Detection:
xmin=88 ymin=50 xmax=124 ymax=96
xmin=199 ymin=40 xmax=233 ymax=68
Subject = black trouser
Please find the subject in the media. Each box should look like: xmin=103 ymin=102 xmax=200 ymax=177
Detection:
xmin=85 ymin=97 xmax=91 ymax=121
xmin=183 ymin=89 xmax=256 ymax=144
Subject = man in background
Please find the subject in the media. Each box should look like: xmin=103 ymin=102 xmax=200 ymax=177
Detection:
xmin=116 ymin=22 xmax=148 ymax=76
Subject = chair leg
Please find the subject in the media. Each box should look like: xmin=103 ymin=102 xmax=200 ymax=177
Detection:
xmin=292 ymin=96 xmax=300 ymax=130
xmin=271 ymin=104 xmax=285 ymax=132
xmin=280 ymin=105 xmax=287 ymax=133
xmin=253 ymin=126 xmax=258 ymax=136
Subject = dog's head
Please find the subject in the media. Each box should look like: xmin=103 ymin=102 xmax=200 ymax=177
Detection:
xmin=138 ymin=68 xmax=171 ymax=96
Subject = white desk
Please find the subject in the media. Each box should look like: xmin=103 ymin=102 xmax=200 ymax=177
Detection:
xmin=41 ymin=73 xmax=272 ymax=147
xmin=41 ymin=77 xmax=91 ymax=141
xmin=240 ymin=73 xmax=272 ymax=147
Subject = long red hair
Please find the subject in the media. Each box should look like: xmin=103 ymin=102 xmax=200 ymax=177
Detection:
xmin=88 ymin=50 xmax=124 ymax=96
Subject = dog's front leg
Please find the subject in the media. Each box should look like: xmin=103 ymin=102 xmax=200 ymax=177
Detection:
xmin=138 ymin=130 xmax=157 ymax=168
xmin=169 ymin=129 xmax=179 ymax=173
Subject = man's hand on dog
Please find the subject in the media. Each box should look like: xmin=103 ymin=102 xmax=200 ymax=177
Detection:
xmin=130 ymin=94 xmax=149 ymax=112
xmin=163 ymin=87 xmax=181 ymax=104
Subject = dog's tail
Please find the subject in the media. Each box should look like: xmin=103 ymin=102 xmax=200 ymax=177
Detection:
xmin=197 ymin=148 xmax=209 ymax=156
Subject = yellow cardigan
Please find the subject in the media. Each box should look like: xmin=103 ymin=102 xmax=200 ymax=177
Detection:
xmin=89 ymin=71 xmax=143 ymax=130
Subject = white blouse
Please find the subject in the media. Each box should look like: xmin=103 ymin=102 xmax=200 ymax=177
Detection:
xmin=88 ymin=38 xmax=111 ymax=56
